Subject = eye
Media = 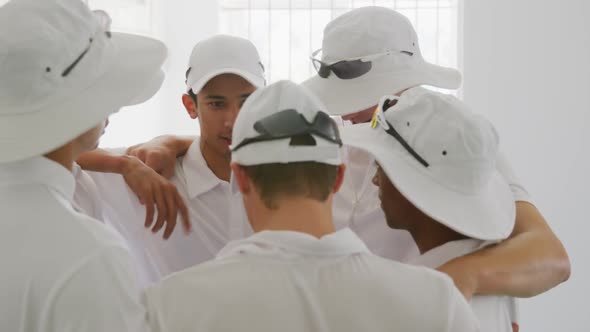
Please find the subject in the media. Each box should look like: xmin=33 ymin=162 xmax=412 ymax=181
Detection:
xmin=208 ymin=101 xmax=225 ymax=109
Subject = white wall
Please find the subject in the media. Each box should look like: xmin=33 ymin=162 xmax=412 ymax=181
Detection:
xmin=462 ymin=0 xmax=590 ymax=330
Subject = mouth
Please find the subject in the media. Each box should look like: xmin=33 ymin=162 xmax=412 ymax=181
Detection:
xmin=220 ymin=136 xmax=232 ymax=146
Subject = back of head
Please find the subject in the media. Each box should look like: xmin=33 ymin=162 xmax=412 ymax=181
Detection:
xmin=230 ymin=80 xmax=343 ymax=209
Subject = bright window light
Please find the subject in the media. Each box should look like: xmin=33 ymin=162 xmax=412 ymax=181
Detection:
xmin=220 ymin=0 xmax=460 ymax=84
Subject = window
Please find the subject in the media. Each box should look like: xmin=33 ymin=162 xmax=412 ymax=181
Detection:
xmin=85 ymin=0 xmax=155 ymax=35
xmin=220 ymin=0 xmax=460 ymax=84
xmin=83 ymin=0 xmax=160 ymax=148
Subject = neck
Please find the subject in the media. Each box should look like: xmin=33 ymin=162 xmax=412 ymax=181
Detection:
xmin=250 ymin=197 xmax=336 ymax=239
xmin=44 ymin=143 xmax=75 ymax=172
xmin=410 ymin=218 xmax=469 ymax=254
xmin=200 ymin=141 xmax=231 ymax=182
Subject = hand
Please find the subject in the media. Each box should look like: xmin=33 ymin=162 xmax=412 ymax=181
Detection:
xmin=120 ymin=156 xmax=191 ymax=239
xmin=126 ymin=135 xmax=183 ymax=179
xmin=437 ymin=256 xmax=479 ymax=300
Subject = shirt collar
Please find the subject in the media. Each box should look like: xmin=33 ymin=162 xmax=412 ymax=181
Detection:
xmin=409 ymin=239 xmax=494 ymax=268
xmin=182 ymin=138 xmax=226 ymax=199
xmin=217 ymin=227 xmax=370 ymax=259
xmin=0 ymin=156 xmax=76 ymax=202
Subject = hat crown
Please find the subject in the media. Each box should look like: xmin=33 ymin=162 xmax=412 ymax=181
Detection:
xmin=231 ymin=80 xmax=342 ymax=166
xmin=385 ymin=89 xmax=500 ymax=194
xmin=186 ymin=35 xmax=265 ymax=93
xmin=233 ymin=80 xmax=326 ymax=143
xmin=0 ymin=0 xmax=109 ymax=114
xmin=321 ymin=6 xmax=420 ymax=63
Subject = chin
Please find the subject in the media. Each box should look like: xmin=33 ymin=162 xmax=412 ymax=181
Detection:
xmin=384 ymin=216 xmax=402 ymax=230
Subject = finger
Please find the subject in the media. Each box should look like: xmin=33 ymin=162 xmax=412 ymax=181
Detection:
xmin=151 ymin=187 xmax=167 ymax=234
xmin=175 ymin=191 xmax=191 ymax=235
xmin=162 ymin=185 xmax=178 ymax=240
xmin=145 ymin=154 xmax=161 ymax=172
xmin=134 ymin=149 xmax=147 ymax=163
xmin=144 ymin=196 xmax=155 ymax=228
xmin=160 ymin=165 xmax=175 ymax=179
xmin=125 ymin=144 xmax=139 ymax=156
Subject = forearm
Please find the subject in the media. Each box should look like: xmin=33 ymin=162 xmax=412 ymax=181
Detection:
xmin=77 ymin=149 xmax=133 ymax=174
xmin=154 ymin=135 xmax=195 ymax=158
xmin=458 ymin=202 xmax=570 ymax=298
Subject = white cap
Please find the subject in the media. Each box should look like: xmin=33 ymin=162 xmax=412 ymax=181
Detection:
xmin=231 ymin=80 xmax=342 ymax=166
xmin=0 ymin=0 xmax=167 ymax=163
xmin=341 ymin=88 xmax=515 ymax=241
xmin=302 ymin=6 xmax=462 ymax=116
xmin=186 ymin=35 xmax=266 ymax=94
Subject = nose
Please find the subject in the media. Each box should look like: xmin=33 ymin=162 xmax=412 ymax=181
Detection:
xmin=372 ymin=170 xmax=379 ymax=187
xmin=224 ymin=103 xmax=240 ymax=128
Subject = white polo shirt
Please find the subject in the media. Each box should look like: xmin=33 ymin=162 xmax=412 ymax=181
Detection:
xmin=409 ymin=239 xmax=518 ymax=332
xmin=86 ymin=139 xmax=244 ymax=286
xmin=78 ymin=137 xmax=532 ymax=285
xmin=0 ymin=157 xmax=147 ymax=332
xmin=146 ymin=228 xmax=480 ymax=332
xmin=72 ymin=162 xmax=104 ymax=221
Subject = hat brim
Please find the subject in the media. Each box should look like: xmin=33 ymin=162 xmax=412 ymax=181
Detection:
xmin=0 ymin=32 xmax=167 ymax=163
xmin=188 ymin=68 xmax=266 ymax=94
xmin=341 ymin=123 xmax=515 ymax=241
xmin=302 ymin=61 xmax=462 ymax=116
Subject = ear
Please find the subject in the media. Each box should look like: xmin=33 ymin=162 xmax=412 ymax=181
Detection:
xmin=231 ymin=163 xmax=251 ymax=195
xmin=332 ymin=164 xmax=346 ymax=193
xmin=182 ymin=94 xmax=198 ymax=119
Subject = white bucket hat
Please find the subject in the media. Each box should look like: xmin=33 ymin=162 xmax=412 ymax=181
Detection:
xmin=186 ymin=35 xmax=266 ymax=94
xmin=302 ymin=6 xmax=462 ymax=116
xmin=230 ymin=80 xmax=342 ymax=167
xmin=341 ymin=88 xmax=515 ymax=241
xmin=0 ymin=0 xmax=167 ymax=163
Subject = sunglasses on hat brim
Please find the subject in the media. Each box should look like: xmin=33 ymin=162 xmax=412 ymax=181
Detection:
xmin=310 ymin=49 xmax=413 ymax=80
xmin=232 ymin=108 xmax=342 ymax=152
xmin=371 ymin=95 xmax=429 ymax=168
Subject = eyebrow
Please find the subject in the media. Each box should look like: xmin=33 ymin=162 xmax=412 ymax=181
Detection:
xmin=205 ymin=95 xmax=226 ymax=100
xmin=205 ymin=93 xmax=253 ymax=100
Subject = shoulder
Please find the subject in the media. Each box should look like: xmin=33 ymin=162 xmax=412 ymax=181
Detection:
xmin=356 ymin=253 xmax=459 ymax=300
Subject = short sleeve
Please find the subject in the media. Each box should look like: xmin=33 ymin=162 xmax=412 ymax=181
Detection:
xmin=497 ymin=152 xmax=533 ymax=204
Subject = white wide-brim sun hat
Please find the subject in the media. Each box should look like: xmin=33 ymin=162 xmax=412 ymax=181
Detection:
xmin=304 ymin=60 xmax=461 ymax=116
xmin=0 ymin=0 xmax=167 ymax=163
xmin=341 ymin=89 xmax=515 ymax=241
xmin=302 ymin=6 xmax=461 ymax=116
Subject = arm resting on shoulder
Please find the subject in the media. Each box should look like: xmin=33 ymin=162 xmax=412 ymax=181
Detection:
xmin=439 ymin=201 xmax=571 ymax=299
xmin=77 ymin=148 xmax=191 ymax=239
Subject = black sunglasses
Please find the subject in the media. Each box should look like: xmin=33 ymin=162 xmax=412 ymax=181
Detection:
xmin=232 ymin=109 xmax=342 ymax=152
xmin=371 ymin=97 xmax=429 ymax=168
xmin=311 ymin=49 xmax=414 ymax=80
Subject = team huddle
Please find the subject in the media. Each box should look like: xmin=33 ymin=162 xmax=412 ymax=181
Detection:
xmin=0 ymin=0 xmax=570 ymax=331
